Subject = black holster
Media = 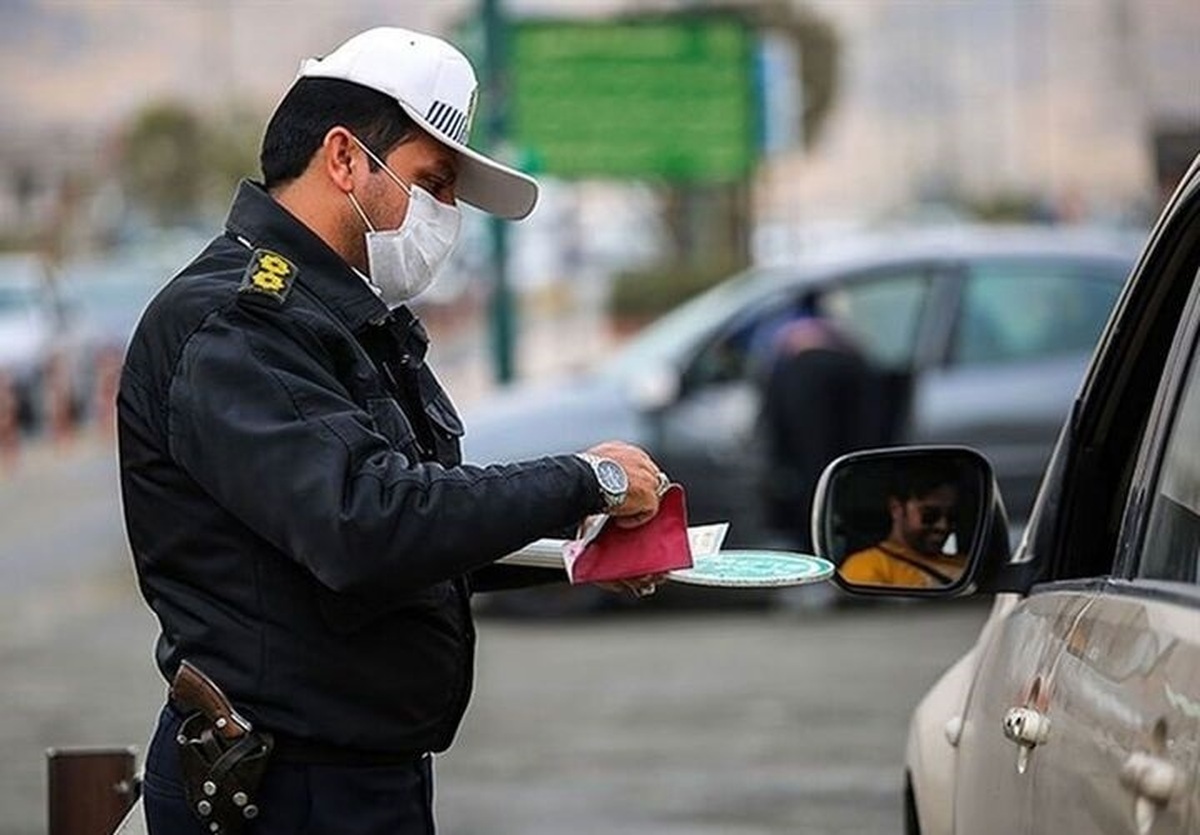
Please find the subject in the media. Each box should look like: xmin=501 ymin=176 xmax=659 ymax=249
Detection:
xmin=176 ymin=711 xmax=274 ymax=834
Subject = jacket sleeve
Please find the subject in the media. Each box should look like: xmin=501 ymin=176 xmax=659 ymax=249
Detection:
xmin=468 ymin=564 xmax=565 ymax=593
xmin=167 ymin=300 xmax=601 ymax=596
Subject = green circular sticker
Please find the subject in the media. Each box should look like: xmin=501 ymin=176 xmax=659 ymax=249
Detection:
xmin=668 ymin=550 xmax=834 ymax=588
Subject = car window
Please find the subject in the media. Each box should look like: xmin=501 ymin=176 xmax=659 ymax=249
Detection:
xmin=603 ymin=268 xmax=791 ymax=379
xmin=680 ymin=269 xmax=932 ymax=389
xmin=952 ymin=262 xmax=1122 ymax=366
xmin=680 ymin=292 xmax=803 ymax=389
xmin=822 ymin=271 xmax=931 ymax=369
xmin=1138 ymin=322 xmax=1200 ymax=584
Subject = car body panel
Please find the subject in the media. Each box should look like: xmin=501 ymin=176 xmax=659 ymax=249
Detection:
xmin=906 ymin=647 xmax=972 ymax=835
xmin=1029 ymin=586 xmax=1200 ymax=834
xmin=951 ymin=589 xmax=1096 ymax=834
xmin=463 ymin=374 xmax=643 ymax=464
xmin=651 ymin=378 xmax=770 ymax=542
xmin=909 ymin=353 xmax=1094 ymax=516
xmin=905 ymin=593 xmax=1021 ymax=835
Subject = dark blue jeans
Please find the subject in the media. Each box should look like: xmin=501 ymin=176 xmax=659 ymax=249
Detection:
xmin=143 ymin=705 xmax=435 ymax=835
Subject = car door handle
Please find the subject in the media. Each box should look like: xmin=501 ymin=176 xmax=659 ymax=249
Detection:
xmin=1002 ymin=706 xmax=1051 ymax=746
xmin=1002 ymin=706 xmax=1050 ymax=774
xmin=1120 ymin=751 xmax=1183 ymax=803
xmin=1120 ymin=751 xmax=1184 ymax=835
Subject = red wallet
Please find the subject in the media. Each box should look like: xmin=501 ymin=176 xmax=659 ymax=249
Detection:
xmin=564 ymin=484 xmax=693 ymax=584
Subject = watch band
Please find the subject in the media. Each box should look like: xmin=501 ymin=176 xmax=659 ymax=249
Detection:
xmin=575 ymin=453 xmax=628 ymax=510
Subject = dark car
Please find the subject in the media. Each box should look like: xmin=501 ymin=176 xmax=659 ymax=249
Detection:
xmin=816 ymin=157 xmax=1200 ymax=835
xmin=462 ymin=226 xmax=1138 ymax=566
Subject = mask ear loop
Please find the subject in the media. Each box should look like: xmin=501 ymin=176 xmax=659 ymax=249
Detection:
xmin=349 ymin=134 xmax=413 ymax=196
xmin=346 ymin=192 xmax=376 ymax=233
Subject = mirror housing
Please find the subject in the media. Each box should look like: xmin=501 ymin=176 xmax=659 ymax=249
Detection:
xmin=812 ymin=446 xmax=1014 ymax=597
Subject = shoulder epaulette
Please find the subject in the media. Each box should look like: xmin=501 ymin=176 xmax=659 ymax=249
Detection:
xmin=238 ymin=248 xmax=297 ymax=305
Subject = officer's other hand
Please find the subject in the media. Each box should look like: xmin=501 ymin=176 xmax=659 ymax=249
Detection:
xmin=582 ymin=440 xmax=665 ymax=528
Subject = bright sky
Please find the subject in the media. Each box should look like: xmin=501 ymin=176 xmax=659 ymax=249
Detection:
xmin=0 ymin=0 xmax=471 ymax=133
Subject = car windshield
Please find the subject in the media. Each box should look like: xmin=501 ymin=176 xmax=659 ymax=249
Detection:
xmin=601 ymin=268 xmax=792 ymax=379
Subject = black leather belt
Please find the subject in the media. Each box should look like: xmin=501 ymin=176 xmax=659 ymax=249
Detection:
xmin=270 ymin=734 xmax=429 ymax=767
xmin=167 ymin=701 xmax=427 ymax=767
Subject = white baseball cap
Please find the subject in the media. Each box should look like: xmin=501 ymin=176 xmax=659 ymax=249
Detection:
xmin=298 ymin=27 xmax=539 ymax=220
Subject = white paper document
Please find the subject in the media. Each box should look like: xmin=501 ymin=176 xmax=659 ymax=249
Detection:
xmin=498 ymin=522 xmax=731 ymax=571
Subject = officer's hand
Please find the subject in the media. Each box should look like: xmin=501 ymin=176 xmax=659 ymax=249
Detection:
xmin=582 ymin=440 xmax=667 ymax=528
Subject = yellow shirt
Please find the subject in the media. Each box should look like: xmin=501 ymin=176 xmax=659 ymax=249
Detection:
xmin=839 ymin=541 xmax=965 ymax=588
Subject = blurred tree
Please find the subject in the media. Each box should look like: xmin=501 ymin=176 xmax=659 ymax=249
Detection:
xmin=117 ymin=102 xmax=206 ymax=225
xmin=205 ymin=103 xmax=265 ymax=205
xmin=965 ymin=191 xmax=1056 ymax=224
xmin=608 ymin=260 xmax=733 ymax=329
xmin=741 ymin=0 xmax=841 ymax=150
xmin=116 ymin=100 xmax=261 ymax=226
xmin=790 ymin=4 xmax=840 ymax=150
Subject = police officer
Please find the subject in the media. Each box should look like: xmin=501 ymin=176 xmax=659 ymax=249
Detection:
xmin=119 ymin=27 xmax=667 ymax=835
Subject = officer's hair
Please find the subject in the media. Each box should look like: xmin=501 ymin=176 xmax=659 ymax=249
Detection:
xmin=260 ymin=78 xmax=418 ymax=189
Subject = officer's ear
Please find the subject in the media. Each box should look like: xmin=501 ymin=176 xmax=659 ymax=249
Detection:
xmin=321 ymin=127 xmax=358 ymax=194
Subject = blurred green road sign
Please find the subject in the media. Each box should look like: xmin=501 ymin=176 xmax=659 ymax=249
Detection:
xmin=510 ymin=16 xmax=759 ymax=182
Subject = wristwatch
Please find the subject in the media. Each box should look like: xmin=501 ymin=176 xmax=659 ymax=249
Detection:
xmin=576 ymin=453 xmax=629 ymax=510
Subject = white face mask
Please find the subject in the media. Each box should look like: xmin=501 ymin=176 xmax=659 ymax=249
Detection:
xmin=347 ymin=137 xmax=462 ymax=307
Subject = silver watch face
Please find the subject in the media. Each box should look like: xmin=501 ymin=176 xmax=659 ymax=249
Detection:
xmin=595 ymin=459 xmax=628 ymax=495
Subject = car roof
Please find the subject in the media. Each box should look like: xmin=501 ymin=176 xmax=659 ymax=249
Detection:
xmin=758 ymin=224 xmax=1143 ymax=286
xmin=604 ymin=224 xmax=1143 ymax=378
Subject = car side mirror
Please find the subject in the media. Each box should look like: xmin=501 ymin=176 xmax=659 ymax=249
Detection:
xmin=812 ymin=446 xmax=1012 ymax=596
xmin=627 ymin=365 xmax=681 ymax=412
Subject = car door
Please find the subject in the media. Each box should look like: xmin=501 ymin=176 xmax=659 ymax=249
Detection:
xmin=1028 ymin=278 xmax=1200 ymax=835
xmin=653 ymin=265 xmax=936 ymax=546
xmin=950 ymin=585 xmax=1098 ymax=834
xmin=909 ymin=257 xmax=1126 ymax=521
xmin=650 ymin=287 xmax=804 ymax=545
xmin=951 ymin=163 xmax=1200 ymax=835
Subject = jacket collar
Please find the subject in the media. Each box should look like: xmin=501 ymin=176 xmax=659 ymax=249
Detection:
xmin=224 ymin=180 xmax=392 ymax=333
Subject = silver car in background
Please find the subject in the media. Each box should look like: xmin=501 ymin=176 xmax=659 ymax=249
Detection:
xmin=463 ymin=226 xmax=1138 ymax=564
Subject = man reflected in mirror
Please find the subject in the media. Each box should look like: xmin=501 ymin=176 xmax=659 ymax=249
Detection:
xmin=839 ymin=461 xmax=966 ymax=587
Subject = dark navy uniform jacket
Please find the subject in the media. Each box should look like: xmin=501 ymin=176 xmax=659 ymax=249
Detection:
xmin=118 ymin=181 xmax=602 ymax=755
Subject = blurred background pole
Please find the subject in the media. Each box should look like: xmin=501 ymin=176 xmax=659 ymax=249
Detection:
xmin=483 ymin=0 xmax=516 ymax=384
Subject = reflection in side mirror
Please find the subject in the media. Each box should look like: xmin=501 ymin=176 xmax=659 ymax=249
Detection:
xmin=813 ymin=447 xmax=995 ymax=595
